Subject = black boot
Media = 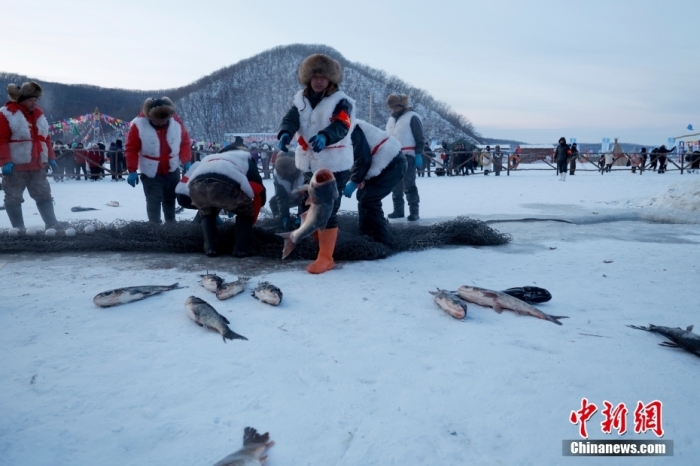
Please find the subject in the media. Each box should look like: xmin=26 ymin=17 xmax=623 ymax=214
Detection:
xmin=5 ymin=203 xmax=25 ymax=229
xmin=162 ymin=200 xmax=176 ymax=223
xmin=407 ymin=205 xmax=420 ymax=222
xmin=36 ymin=199 xmax=58 ymax=229
xmin=201 ymin=214 xmax=218 ymax=257
xmin=146 ymin=201 xmax=162 ymax=224
xmin=233 ymin=215 xmax=254 ymax=257
xmin=387 ymin=205 xmax=404 ymax=219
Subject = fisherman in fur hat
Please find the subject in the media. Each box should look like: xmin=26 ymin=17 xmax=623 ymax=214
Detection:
xmin=276 ymin=53 xmax=356 ymax=273
xmin=0 ymin=81 xmax=62 ymax=230
xmin=124 ymin=97 xmax=192 ymax=223
xmin=385 ymin=94 xmax=425 ymax=221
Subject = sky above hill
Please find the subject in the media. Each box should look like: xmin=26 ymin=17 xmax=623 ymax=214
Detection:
xmin=2 ymin=0 xmax=698 ymax=145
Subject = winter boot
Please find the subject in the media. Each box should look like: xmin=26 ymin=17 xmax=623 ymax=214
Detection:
xmin=387 ymin=205 xmax=404 ymax=219
xmin=307 ymin=227 xmax=338 ymax=274
xmin=146 ymin=202 xmax=162 ymax=224
xmin=561 ymin=172 xmax=566 ymax=181
xmin=36 ymin=199 xmax=58 ymax=229
xmin=232 ymin=215 xmax=254 ymax=258
xmin=201 ymin=214 xmax=218 ymax=257
xmin=162 ymin=200 xmax=176 ymax=223
xmin=407 ymin=205 xmax=420 ymax=222
xmin=5 ymin=203 xmax=25 ymax=229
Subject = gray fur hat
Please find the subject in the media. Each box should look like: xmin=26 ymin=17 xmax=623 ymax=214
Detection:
xmin=7 ymin=81 xmax=42 ymax=103
xmin=275 ymin=154 xmax=299 ymax=180
xmin=386 ymin=94 xmax=410 ymax=109
xmin=298 ymin=54 xmax=343 ymax=85
xmin=142 ymin=97 xmax=175 ymax=121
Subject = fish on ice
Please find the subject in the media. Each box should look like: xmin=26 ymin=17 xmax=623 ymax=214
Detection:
xmin=71 ymin=206 xmax=99 ymax=212
xmin=185 ymin=296 xmax=247 ymax=342
xmin=93 ymin=283 xmax=183 ymax=308
xmin=627 ymin=324 xmax=700 ymax=358
xmin=429 ymin=288 xmax=468 ymax=320
xmin=456 ymin=285 xmax=567 ymax=325
xmin=501 ymin=286 xmax=552 ymax=304
xmin=216 ymin=276 xmax=251 ymax=300
xmin=278 ymin=168 xmax=338 ymax=259
xmin=211 ymin=427 xmax=274 ymax=466
xmin=201 ymin=273 xmax=224 ymax=293
xmin=252 ymin=282 xmax=283 ymax=306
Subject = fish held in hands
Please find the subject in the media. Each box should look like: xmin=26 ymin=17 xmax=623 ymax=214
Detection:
xmin=252 ymin=282 xmax=283 ymax=306
xmin=212 ymin=427 xmax=274 ymax=466
xmin=216 ymin=276 xmax=251 ymax=300
xmin=429 ymin=288 xmax=468 ymax=320
xmin=185 ymin=296 xmax=247 ymax=342
xmin=456 ymin=285 xmax=567 ymax=325
xmin=93 ymin=283 xmax=183 ymax=308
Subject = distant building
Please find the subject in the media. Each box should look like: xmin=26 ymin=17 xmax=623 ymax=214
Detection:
xmin=515 ymin=144 xmax=555 ymax=163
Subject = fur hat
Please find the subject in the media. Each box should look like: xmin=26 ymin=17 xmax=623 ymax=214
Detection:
xmin=298 ymin=54 xmax=343 ymax=85
xmin=7 ymin=81 xmax=43 ymax=103
xmin=386 ymin=94 xmax=410 ymax=109
xmin=275 ymin=155 xmax=299 ymax=180
xmin=142 ymin=97 xmax=175 ymax=121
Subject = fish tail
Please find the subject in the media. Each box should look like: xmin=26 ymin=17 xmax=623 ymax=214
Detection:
xmin=224 ymin=329 xmax=248 ymax=341
xmin=169 ymin=282 xmax=181 ymax=289
xmin=277 ymin=232 xmax=295 ymax=259
xmin=546 ymin=314 xmax=568 ymax=325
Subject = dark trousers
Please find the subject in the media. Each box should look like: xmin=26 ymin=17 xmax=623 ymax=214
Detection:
xmin=301 ymin=169 xmax=349 ymax=229
xmin=569 ymin=158 xmax=576 ymax=175
xmin=141 ymin=170 xmax=180 ymax=223
xmin=391 ymin=155 xmax=419 ymax=213
xmin=557 ymin=159 xmax=568 ymax=174
xmin=76 ymin=163 xmax=89 ymax=180
xmin=357 ymin=155 xmax=406 ymax=245
xmin=658 ymin=156 xmax=667 ymax=173
xmin=3 ymin=169 xmax=53 ymax=206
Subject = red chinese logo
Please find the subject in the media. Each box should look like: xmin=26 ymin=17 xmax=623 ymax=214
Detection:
xmin=634 ymin=400 xmax=664 ymax=437
xmin=570 ymin=398 xmax=598 ymax=439
xmin=570 ymin=399 xmax=664 ymax=438
xmin=601 ymin=401 xmax=628 ymax=435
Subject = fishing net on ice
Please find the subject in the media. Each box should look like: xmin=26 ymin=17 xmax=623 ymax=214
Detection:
xmin=0 ymin=212 xmax=511 ymax=260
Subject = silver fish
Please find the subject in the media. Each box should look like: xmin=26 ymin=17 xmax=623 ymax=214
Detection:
xmin=252 ymin=282 xmax=283 ymax=306
xmin=278 ymin=168 xmax=338 ymax=259
xmin=185 ymin=296 xmax=247 ymax=342
xmin=216 ymin=276 xmax=251 ymax=301
xmin=456 ymin=285 xmax=567 ymax=325
xmin=627 ymin=324 xmax=700 ymax=358
xmin=71 ymin=206 xmax=99 ymax=212
xmin=429 ymin=288 xmax=468 ymax=320
xmin=201 ymin=273 xmax=224 ymax=292
xmin=212 ymin=427 xmax=274 ymax=466
xmin=93 ymin=283 xmax=183 ymax=308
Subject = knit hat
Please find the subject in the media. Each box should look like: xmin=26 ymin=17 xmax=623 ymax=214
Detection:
xmin=298 ymin=54 xmax=343 ymax=85
xmin=7 ymin=81 xmax=42 ymax=103
xmin=142 ymin=97 xmax=175 ymax=121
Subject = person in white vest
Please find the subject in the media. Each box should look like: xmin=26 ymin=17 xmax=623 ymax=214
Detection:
xmin=0 ymin=81 xmax=60 ymax=230
xmin=277 ymin=53 xmax=355 ymax=274
xmin=385 ymin=94 xmax=425 ymax=221
xmin=125 ymin=97 xmax=192 ymax=223
xmin=343 ymin=120 xmax=406 ymax=246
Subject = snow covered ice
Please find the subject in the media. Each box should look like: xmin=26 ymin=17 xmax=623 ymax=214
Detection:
xmin=1 ymin=166 xmax=699 ymax=465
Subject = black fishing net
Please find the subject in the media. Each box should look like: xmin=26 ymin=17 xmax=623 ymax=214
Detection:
xmin=0 ymin=212 xmax=511 ymax=260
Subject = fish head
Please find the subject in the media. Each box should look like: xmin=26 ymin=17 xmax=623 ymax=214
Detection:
xmin=308 ymin=168 xmax=338 ymax=204
xmin=185 ymin=296 xmax=202 ymax=306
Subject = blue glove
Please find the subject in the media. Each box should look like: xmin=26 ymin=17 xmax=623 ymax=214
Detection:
xmin=294 ymin=216 xmax=301 ymax=228
xmin=278 ymin=133 xmax=291 ymax=152
xmin=49 ymin=160 xmax=58 ymax=169
xmin=309 ymin=134 xmax=327 ymax=152
xmin=281 ymin=216 xmax=291 ymax=231
xmin=343 ymin=181 xmax=358 ymax=198
xmin=2 ymin=162 xmax=13 ymax=176
xmin=183 ymin=162 xmax=192 ymax=171
xmin=127 ymin=172 xmax=139 ymax=187
xmin=414 ymin=155 xmax=423 ymax=169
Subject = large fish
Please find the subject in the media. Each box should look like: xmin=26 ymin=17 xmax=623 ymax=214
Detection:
xmin=429 ymin=288 xmax=468 ymax=320
xmin=212 ymin=427 xmax=274 ymax=466
xmin=185 ymin=296 xmax=247 ymax=342
xmin=252 ymin=282 xmax=283 ymax=306
xmin=93 ymin=283 xmax=183 ymax=308
xmin=216 ymin=276 xmax=251 ymax=301
xmin=456 ymin=285 xmax=567 ymax=325
xmin=627 ymin=324 xmax=700 ymax=358
xmin=278 ymin=168 xmax=338 ymax=259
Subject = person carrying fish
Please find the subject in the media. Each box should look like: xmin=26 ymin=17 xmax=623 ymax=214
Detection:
xmin=0 ymin=81 xmax=62 ymax=230
xmin=124 ymin=97 xmax=192 ymax=223
xmin=343 ymin=120 xmax=406 ymax=246
xmin=277 ymin=53 xmax=355 ymax=273
xmin=185 ymin=144 xmax=266 ymax=257
xmin=385 ymin=94 xmax=425 ymax=220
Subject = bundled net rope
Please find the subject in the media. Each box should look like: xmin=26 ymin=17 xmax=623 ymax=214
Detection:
xmin=0 ymin=212 xmax=511 ymax=260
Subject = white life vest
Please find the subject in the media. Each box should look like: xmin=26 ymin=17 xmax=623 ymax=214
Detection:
xmin=131 ymin=116 xmax=183 ymax=178
xmin=186 ymin=150 xmax=254 ymax=199
xmin=355 ymin=120 xmax=401 ymax=180
xmin=175 ymin=161 xmax=200 ymax=196
xmin=293 ymin=90 xmax=356 ymax=173
xmin=386 ymin=110 xmax=420 ymax=156
xmin=0 ymin=105 xmax=49 ymax=164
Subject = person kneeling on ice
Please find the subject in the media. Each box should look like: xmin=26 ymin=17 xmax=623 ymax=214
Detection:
xmin=186 ymin=146 xmax=265 ymax=257
xmin=276 ymin=53 xmax=356 ymax=273
xmin=343 ymin=120 xmax=406 ymax=246
xmin=270 ymin=153 xmax=305 ymax=231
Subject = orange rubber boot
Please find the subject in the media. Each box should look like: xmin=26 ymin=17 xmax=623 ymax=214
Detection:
xmin=307 ymin=227 xmax=338 ymax=274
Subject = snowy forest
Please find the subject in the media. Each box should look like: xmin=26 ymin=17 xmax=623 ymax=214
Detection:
xmin=0 ymin=44 xmax=480 ymax=143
